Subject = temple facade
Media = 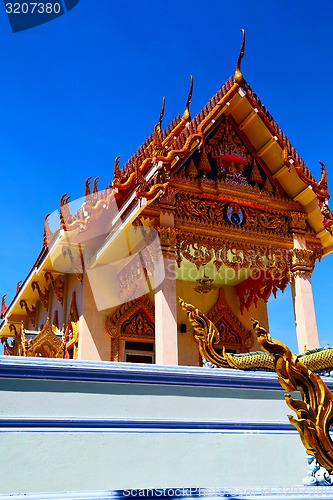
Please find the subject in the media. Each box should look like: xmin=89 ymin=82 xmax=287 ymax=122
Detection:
xmin=1 ymin=34 xmax=333 ymax=363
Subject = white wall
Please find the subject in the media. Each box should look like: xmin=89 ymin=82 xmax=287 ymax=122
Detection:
xmin=0 ymin=357 xmax=311 ymax=495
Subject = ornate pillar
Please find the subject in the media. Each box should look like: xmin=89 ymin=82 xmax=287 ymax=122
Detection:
xmin=290 ymin=235 xmax=319 ymax=352
xmin=155 ymin=211 xmax=178 ymax=365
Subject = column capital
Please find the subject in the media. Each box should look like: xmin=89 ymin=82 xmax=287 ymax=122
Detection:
xmin=289 ymin=248 xmax=315 ymax=279
xmin=158 ymin=225 xmax=177 ymax=259
xmin=289 ymin=212 xmax=308 ymax=235
xmin=158 ymin=186 xmax=177 ymax=211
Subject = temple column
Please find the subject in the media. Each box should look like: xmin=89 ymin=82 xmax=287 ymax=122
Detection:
xmin=154 ymin=212 xmax=178 ymax=365
xmin=290 ymin=235 xmax=319 ymax=352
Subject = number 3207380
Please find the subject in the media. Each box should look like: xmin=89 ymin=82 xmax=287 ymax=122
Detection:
xmin=6 ymin=3 xmax=61 ymax=14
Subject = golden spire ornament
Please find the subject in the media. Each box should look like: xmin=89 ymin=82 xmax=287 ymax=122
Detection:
xmin=234 ymin=29 xmax=246 ymax=85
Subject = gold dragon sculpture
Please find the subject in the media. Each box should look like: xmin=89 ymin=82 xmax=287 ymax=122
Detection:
xmin=179 ymin=296 xmax=333 ymax=474
xmin=252 ymin=319 xmax=333 ymax=473
xmin=178 ymin=297 xmax=333 ymax=373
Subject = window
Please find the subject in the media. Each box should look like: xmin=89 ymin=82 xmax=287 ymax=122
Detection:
xmin=124 ymin=341 xmax=155 ymax=364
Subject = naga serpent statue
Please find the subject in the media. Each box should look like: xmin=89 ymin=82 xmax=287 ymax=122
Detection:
xmin=178 ymin=296 xmax=333 ymax=373
xmin=179 ymin=296 xmax=333 ymax=474
xmin=252 ymin=319 xmax=333 ymax=473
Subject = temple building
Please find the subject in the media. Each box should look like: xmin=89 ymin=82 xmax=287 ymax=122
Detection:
xmin=1 ymin=32 xmax=333 ymax=364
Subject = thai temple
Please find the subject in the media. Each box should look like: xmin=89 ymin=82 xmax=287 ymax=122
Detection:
xmin=1 ymin=32 xmax=333 ymax=498
xmin=1 ymin=32 xmax=332 ymax=363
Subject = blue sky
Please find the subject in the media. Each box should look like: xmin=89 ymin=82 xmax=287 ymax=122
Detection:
xmin=0 ymin=0 xmax=332 ymax=354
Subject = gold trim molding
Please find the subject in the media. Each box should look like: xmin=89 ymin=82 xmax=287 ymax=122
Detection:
xmin=27 ymin=318 xmax=64 ymax=358
xmin=106 ymin=295 xmax=155 ymax=362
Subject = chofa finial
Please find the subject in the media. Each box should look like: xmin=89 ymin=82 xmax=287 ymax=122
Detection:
xmin=318 ymin=161 xmax=329 ymax=193
xmin=182 ymin=75 xmax=193 ymax=120
xmin=234 ymin=29 xmax=246 ymax=85
xmin=158 ymin=96 xmax=165 ymax=133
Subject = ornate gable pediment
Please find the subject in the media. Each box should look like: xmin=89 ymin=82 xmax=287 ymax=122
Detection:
xmin=207 ymin=288 xmax=253 ymax=352
xmin=27 ymin=318 xmax=64 ymax=358
xmin=106 ymin=295 xmax=155 ymax=362
xmin=179 ymin=288 xmax=254 ymax=367
xmin=173 ymin=115 xmax=279 ymax=197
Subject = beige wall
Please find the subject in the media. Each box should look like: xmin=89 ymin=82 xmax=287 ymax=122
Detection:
xmin=176 ymin=280 xmax=268 ymax=365
xmin=76 ymin=275 xmax=269 ymax=364
xmin=177 ymin=281 xmax=219 ymax=366
xmin=35 ymin=300 xmax=47 ymax=329
xmin=78 ymin=274 xmax=111 ymax=361
xmin=47 ymin=285 xmax=58 ymax=327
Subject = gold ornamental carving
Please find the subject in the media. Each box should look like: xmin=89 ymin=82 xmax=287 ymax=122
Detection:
xmin=118 ymin=241 xmax=157 ymax=303
xmin=158 ymin=226 xmax=177 ymax=259
xmin=63 ymin=291 xmax=80 ymax=358
xmin=19 ymin=300 xmax=36 ymax=327
xmin=282 ymin=148 xmax=330 ymax=204
xmin=2 ymin=323 xmax=27 ymax=356
xmin=179 ymin=241 xmax=213 ymax=270
xmin=254 ymin=320 xmax=333 ymax=474
xmin=62 ymin=245 xmax=84 ymax=277
xmin=106 ymin=295 xmax=155 ymax=362
xmin=289 ymin=212 xmax=308 ymax=234
xmin=179 ymin=296 xmax=229 ymax=367
xmin=134 ymin=157 xmax=168 ymax=202
xmin=27 ymin=318 xmax=64 ymax=358
xmin=245 ymin=209 xmax=288 ymax=234
xmin=44 ymin=272 xmax=65 ymax=305
xmin=162 ymin=249 xmax=177 ymax=260
xmin=179 ymin=290 xmax=253 ymax=366
xmin=205 ymin=118 xmax=251 ymax=163
xmin=1 ymin=336 xmax=14 ymax=356
xmin=177 ymin=238 xmax=290 ymax=279
xmin=43 ymin=214 xmax=53 ymax=248
xmin=321 ymin=202 xmax=333 ymax=235
xmin=31 ymin=281 xmax=49 ymax=311
xmin=289 ymin=248 xmax=315 ymax=278
xmin=122 ymin=311 xmax=154 ymax=340
xmin=177 ymin=298 xmax=333 ymax=374
xmin=175 ymin=194 xmax=297 ymax=238
xmin=177 ymin=196 xmax=211 ymax=219
xmin=222 ymin=344 xmax=333 ymax=373
xmin=118 ymin=253 xmax=149 ymax=304
xmin=179 ymin=298 xmax=333 ymax=473
xmin=207 ymin=288 xmax=253 ymax=351
xmin=110 ymin=335 xmax=121 ymax=363
xmin=158 ymin=186 xmax=177 ymax=209
xmin=158 ymin=226 xmax=177 ymax=246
